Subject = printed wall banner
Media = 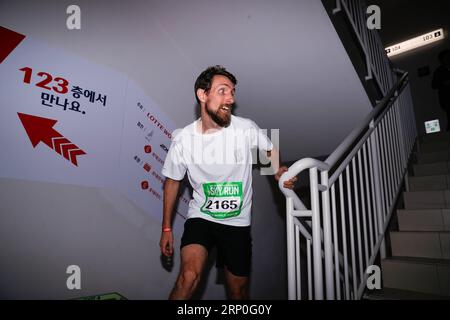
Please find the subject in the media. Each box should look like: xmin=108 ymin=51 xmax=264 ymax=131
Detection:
xmin=0 ymin=26 xmax=189 ymax=222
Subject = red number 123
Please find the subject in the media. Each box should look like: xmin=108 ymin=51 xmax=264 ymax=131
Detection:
xmin=19 ymin=67 xmax=69 ymax=94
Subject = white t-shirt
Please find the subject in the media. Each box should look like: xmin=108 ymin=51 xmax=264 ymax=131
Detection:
xmin=162 ymin=115 xmax=273 ymax=226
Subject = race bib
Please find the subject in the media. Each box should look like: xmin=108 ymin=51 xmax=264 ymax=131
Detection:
xmin=200 ymin=182 xmax=243 ymax=219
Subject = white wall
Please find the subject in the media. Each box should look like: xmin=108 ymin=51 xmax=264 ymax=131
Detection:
xmin=0 ymin=178 xmax=181 ymax=299
xmin=0 ymin=174 xmax=286 ymax=299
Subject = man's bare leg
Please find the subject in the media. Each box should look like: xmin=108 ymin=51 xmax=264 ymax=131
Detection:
xmin=169 ymin=244 xmax=208 ymax=300
xmin=224 ymin=267 xmax=249 ymax=300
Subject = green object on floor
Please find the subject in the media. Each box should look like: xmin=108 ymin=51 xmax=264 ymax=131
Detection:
xmin=75 ymin=292 xmax=127 ymax=300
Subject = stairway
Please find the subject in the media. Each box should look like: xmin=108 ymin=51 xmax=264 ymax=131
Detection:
xmin=372 ymin=132 xmax=450 ymax=299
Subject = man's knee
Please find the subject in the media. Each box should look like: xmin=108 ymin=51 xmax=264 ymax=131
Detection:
xmin=226 ymin=275 xmax=249 ymax=300
xmin=228 ymin=284 xmax=248 ymax=300
xmin=177 ymin=269 xmax=201 ymax=289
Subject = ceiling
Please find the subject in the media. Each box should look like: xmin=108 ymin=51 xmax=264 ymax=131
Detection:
xmin=370 ymin=0 xmax=450 ymax=46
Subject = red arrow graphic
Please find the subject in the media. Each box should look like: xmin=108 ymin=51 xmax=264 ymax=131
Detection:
xmin=0 ymin=26 xmax=25 ymax=64
xmin=17 ymin=113 xmax=86 ymax=166
xmin=53 ymin=137 xmax=71 ymax=154
xmin=69 ymin=149 xmax=87 ymax=166
xmin=61 ymin=143 xmax=78 ymax=163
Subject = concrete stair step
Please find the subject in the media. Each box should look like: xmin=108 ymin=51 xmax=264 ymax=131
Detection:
xmin=397 ymin=209 xmax=450 ymax=232
xmin=420 ymin=141 xmax=450 ymax=153
xmin=381 ymin=134 xmax=450 ymax=299
xmin=419 ymin=132 xmax=450 ymax=144
xmin=390 ymin=231 xmax=450 ymax=259
xmin=382 ymin=257 xmax=450 ymax=296
xmin=403 ymin=190 xmax=450 ymax=209
xmin=415 ymin=151 xmax=450 ymax=164
xmin=408 ymin=174 xmax=450 ymax=191
xmin=413 ymin=161 xmax=450 ymax=176
xmin=364 ymin=287 xmax=449 ymax=300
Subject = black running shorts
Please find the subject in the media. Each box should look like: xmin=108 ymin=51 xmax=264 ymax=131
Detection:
xmin=180 ymin=218 xmax=252 ymax=277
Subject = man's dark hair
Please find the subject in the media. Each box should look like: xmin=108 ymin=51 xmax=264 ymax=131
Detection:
xmin=194 ymin=65 xmax=237 ymax=104
xmin=438 ymin=49 xmax=450 ymax=64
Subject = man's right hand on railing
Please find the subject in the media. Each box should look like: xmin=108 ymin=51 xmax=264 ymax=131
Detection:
xmin=275 ymin=166 xmax=298 ymax=189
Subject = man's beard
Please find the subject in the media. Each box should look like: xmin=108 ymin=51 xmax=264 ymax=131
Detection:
xmin=205 ymin=103 xmax=232 ymax=127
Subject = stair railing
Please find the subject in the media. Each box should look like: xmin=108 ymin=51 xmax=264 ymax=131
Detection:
xmin=279 ymin=0 xmax=418 ymax=300
xmin=333 ymin=0 xmax=394 ymax=95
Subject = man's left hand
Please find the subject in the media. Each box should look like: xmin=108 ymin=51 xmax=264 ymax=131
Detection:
xmin=274 ymin=166 xmax=298 ymax=190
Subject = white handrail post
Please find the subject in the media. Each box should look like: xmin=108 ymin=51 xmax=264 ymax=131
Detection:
xmin=286 ymin=197 xmax=296 ymax=300
xmin=310 ymin=167 xmax=324 ymax=299
xmin=394 ymin=95 xmax=410 ymax=194
xmin=394 ymin=91 xmax=408 ymax=171
xmin=320 ymin=170 xmax=335 ymax=300
xmin=405 ymin=172 xmax=410 ymax=192
xmin=332 ymin=0 xmax=342 ymax=14
xmin=369 ymin=120 xmax=387 ymax=259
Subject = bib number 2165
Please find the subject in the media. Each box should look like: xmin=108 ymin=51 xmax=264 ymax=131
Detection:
xmin=201 ymin=182 xmax=243 ymax=219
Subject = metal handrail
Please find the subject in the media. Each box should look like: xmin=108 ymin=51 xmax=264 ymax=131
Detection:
xmin=279 ymin=71 xmax=408 ymax=203
xmin=279 ymin=72 xmax=412 ymax=300
xmin=325 ymin=71 xmax=409 ymax=169
xmin=279 ymin=0 xmax=418 ymax=300
xmin=278 ymin=158 xmax=329 ymax=210
xmin=334 ymin=0 xmax=395 ymax=95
